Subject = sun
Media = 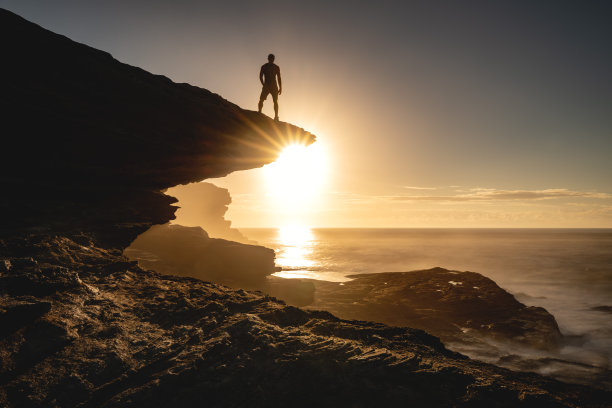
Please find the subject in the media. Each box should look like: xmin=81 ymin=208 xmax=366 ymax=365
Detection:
xmin=263 ymin=142 xmax=328 ymax=212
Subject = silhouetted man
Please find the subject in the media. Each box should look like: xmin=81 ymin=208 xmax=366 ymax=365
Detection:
xmin=258 ymin=54 xmax=282 ymax=121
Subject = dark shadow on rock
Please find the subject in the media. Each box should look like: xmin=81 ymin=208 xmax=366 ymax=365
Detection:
xmin=0 ymin=298 xmax=52 ymax=339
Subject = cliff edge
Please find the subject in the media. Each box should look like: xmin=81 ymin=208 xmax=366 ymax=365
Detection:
xmin=0 ymin=8 xmax=313 ymax=249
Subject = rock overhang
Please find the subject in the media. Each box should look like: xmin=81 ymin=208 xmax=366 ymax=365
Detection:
xmin=0 ymin=8 xmax=314 ymax=247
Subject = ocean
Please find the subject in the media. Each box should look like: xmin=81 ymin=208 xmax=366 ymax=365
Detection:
xmin=241 ymin=228 xmax=612 ymax=379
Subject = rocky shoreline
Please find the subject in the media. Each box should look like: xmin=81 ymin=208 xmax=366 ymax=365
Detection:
xmin=299 ymin=271 xmax=612 ymax=390
xmin=2 ymin=235 xmax=610 ymax=407
xmin=124 ymin=224 xmax=612 ymax=391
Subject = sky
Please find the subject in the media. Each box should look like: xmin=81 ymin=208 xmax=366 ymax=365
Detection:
xmin=4 ymin=0 xmax=612 ymax=228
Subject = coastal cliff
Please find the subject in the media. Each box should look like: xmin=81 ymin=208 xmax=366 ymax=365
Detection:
xmin=0 ymin=9 xmax=609 ymax=407
xmin=0 ymin=8 xmax=314 ymax=248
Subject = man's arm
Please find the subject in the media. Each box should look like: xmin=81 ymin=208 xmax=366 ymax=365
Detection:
xmin=277 ymin=67 xmax=282 ymax=95
xmin=259 ymin=66 xmax=265 ymax=86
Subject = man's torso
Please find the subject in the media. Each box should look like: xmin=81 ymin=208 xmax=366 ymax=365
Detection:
xmin=261 ymin=62 xmax=280 ymax=90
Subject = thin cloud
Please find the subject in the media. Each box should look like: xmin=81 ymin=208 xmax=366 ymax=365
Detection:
xmin=402 ymin=186 xmax=437 ymax=191
xmin=389 ymin=188 xmax=611 ymax=202
xmin=471 ymin=189 xmax=610 ymax=200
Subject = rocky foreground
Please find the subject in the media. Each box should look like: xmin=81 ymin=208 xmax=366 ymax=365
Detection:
xmin=302 ymin=270 xmax=612 ymax=389
xmin=125 ymin=225 xmax=612 ymax=390
xmin=2 ymin=236 xmax=610 ymax=408
xmin=125 ymin=226 xmax=562 ymax=351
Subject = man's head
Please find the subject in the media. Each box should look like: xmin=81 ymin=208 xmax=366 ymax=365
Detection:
xmin=268 ymin=54 xmax=275 ymax=62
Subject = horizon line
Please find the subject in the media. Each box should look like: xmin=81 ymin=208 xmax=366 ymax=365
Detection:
xmin=233 ymin=226 xmax=612 ymax=230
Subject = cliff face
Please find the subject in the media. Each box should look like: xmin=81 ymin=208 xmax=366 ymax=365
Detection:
xmin=0 ymin=8 xmax=313 ymax=248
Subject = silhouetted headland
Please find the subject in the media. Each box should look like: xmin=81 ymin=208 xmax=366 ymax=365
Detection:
xmin=0 ymin=9 xmax=609 ymax=407
xmin=126 ymin=224 xmax=278 ymax=287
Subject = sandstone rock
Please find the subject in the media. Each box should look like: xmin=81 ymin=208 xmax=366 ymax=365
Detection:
xmin=306 ymin=268 xmax=563 ymax=351
xmin=0 ymin=236 xmax=607 ymax=407
xmin=126 ymin=224 xmax=277 ymax=286
xmin=166 ymin=182 xmax=252 ymax=243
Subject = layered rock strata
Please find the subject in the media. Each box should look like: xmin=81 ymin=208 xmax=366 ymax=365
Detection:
xmin=1 ymin=236 xmax=609 ymax=407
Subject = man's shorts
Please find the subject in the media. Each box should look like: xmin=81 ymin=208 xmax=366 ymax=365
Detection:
xmin=260 ymin=86 xmax=278 ymax=102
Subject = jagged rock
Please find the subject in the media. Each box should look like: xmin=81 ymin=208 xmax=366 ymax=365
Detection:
xmin=0 ymin=237 xmax=608 ymax=407
xmin=307 ymin=268 xmax=562 ymax=350
xmin=296 ymin=269 xmax=612 ymax=389
xmin=0 ymin=257 xmax=86 ymax=297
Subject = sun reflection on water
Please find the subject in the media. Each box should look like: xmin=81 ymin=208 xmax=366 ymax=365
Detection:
xmin=270 ymin=226 xmax=353 ymax=282
xmin=273 ymin=225 xmax=324 ymax=279
xmin=274 ymin=225 xmax=315 ymax=270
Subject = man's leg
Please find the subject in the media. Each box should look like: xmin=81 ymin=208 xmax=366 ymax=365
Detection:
xmin=272 ymin=92 xmax=279 ymax=120
xmin=258 ymin=88 xmax=268 ymax=113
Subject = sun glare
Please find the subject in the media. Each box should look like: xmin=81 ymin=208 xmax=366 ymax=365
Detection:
xmin=263 ymin=143 xmax=328 ymax=215
xmin=275 ymin=225 xmax=315 ymax=269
